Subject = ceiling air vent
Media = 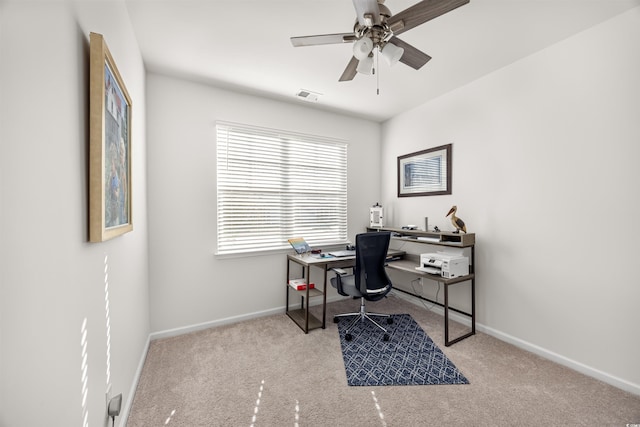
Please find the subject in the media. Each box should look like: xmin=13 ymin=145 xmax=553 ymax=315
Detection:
xmin=295 ymin=89 xmax=321 ymax=103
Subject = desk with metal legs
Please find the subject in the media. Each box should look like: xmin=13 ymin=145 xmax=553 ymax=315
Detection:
xmin=285 ymin=248 xmax=475 ymax=346
xmin=384 ymin=257 xmax=476 ymax=346
xmin=285 ymin=251 xmax=404 ymax=333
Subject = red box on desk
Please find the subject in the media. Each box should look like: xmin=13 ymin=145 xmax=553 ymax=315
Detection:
xmin=288 ymin=279 xmax=315 ymax=291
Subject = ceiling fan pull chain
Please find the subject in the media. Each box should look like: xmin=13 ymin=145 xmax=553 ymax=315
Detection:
xmin=376 ymin=48 xmax=380 ymax=95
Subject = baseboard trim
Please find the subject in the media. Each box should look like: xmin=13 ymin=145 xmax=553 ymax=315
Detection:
xmin=478 ymin=324 xmax=640 ymax=397
xmin=150 ymin=307 xmax=284 ymax=340
xmin=150 ymin=295 xmax=346 ymax=341
xmin=119 ymin=334 xmax=150 ymax=426
xmin=394 ymin=291 xmax=640 ymax=397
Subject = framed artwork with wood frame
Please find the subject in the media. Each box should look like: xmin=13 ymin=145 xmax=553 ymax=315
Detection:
xmin=89 ymin=32 xmax=133 ymax=242
xmin=397 ymin=144 xmax=452 ymax=197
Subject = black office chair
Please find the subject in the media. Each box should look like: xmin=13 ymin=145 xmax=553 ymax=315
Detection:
xmin=330 ymin=232 xmax=394 ymax=341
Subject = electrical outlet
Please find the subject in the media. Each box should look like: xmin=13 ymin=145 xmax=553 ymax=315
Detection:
xmin=108 ymin=393 xmax=122 ymax=417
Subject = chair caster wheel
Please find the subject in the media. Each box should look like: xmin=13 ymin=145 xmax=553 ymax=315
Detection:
xmin=387 ymin=318 xmax=393 ymax=324
xmin=345 ymin=333 xmax=353 ymax=341
xmin=333 ymin=316 xmax=339 ymax=323
xmin=383 ymin=334 xmax=390 ymax=342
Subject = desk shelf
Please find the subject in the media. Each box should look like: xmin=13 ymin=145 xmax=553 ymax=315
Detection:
xmin=370 ymin=227 xmax=476 ymax=346
xmin=288 ymin=286 xmax=323 ymax=298
xmin=368 ymin=227 xmax=475 ymax=247
xmin=386 ymin=259 xmax=475 ymax=285
xmin=285 ymin=281 xmax=324 ymax=333
xmin=287 ymin=308 xmax=323 ymax=332
xmin=285 ymin=255 xmax=329 ymax=333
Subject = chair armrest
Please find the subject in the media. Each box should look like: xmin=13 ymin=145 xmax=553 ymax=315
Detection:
xmin=330 ymin=268 xmax=350 ymax=296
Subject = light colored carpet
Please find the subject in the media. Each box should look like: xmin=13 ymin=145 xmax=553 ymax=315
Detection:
xmin=127 ymin=294 xmax=640 ymax=426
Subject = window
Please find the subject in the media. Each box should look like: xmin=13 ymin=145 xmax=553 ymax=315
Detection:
xmin=216 ymin=122 xmax=348 ymax=255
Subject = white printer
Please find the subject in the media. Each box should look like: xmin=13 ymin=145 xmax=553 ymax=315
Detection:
xmin=417 ymin=252 xmax=469 ymax=279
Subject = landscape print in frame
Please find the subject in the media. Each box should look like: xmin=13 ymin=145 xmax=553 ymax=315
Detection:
xmin=398 ymin=144 xmax=452 ymax=197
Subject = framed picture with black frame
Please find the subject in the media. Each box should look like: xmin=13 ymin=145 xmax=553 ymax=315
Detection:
xmin=398 ymin=144 xmax=452 ymax=197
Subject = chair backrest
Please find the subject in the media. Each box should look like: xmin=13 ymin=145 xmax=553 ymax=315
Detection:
xmin=354 ymin=232 xmax=392 ymax=301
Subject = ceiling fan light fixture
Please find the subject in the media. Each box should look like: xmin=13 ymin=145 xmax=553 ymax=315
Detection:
xmin=381 ymin=43 xmax=404 ymax=66
xmin=356 ymin=55 xmax=374 ymax=75
xmin=362 ymin=13 xmax=374 ymax=27
xmin=352 ymin=36 xmax=374 ymax=60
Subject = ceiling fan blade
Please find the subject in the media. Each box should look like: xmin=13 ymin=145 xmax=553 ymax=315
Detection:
xmin=389 ymin=37 xmax=432 ymax=69
xmin=339 ymin=56 xmax=359 ymax=82
xmin=388 ymin=0 xmax=469 ymax=36
xmin=291 ymin=33 xmax=356 ymax=47
xmin=352 ymin=0 xmax=381 ymax=27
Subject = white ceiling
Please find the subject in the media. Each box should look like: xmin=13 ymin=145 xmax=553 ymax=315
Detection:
xmin=125 ymin=0 xmax=639 ymax=122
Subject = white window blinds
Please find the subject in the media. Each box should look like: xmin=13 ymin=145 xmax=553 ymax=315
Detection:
xmin=216 ymin=122 xmax=348 ymax=255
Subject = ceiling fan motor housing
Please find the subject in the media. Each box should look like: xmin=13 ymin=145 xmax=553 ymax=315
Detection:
xmin=354 ymin=3 xmax=393 ymax=48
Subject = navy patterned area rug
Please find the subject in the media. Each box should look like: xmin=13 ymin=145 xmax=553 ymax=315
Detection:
xmin=337 ymin=313 xmax=469 ymax=386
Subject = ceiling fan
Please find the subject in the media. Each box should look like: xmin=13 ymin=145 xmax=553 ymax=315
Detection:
xmin=290 ymin=0 xmax=470 ymax=81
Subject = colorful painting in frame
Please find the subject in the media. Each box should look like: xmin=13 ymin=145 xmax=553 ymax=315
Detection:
xmin=89 ymin=32 xmax=133 ymax=242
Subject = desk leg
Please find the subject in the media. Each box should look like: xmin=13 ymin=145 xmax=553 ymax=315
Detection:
xmin=471 ymin=277 xmax=476 ymax=335
xmin=444 ymin=282 xmax=450 ymax=346
xmin=285 ymin=258 xmax=291 ymax=314
xmin=304 ymin=265 xmax=310 ymax=333
xmin=322 ymin=266 xmax=328 ymax=329
xmin=444 ymin=280 xmax=476 ymax=347
xmin=299 ymin=264 xmax=305 ymax=311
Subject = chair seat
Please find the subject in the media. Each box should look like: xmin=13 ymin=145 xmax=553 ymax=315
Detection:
xmin=330 ymin=275 xmax=363 ymax=297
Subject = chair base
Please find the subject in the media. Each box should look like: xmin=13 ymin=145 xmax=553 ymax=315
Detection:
xmin=334 ymin=297 xmax=393 ymax=341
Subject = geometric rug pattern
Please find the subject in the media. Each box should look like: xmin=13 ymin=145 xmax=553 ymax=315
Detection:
xmin=337 ymin=313 xmax=470 ymax=386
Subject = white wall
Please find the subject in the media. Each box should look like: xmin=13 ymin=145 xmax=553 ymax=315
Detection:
xmin=1 ymin=5 xmax=637 ymax=427
xmin=146 ymin=73 xmax=381 ymax=334
xmin=0 ymin=1 xmax=149 ymax=426
xmin=381 ymin=7 xmax=640 ymax=392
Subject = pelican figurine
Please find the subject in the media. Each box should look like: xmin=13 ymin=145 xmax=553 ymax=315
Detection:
xmin=446 ymin=205 xmax=467 ymax=234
